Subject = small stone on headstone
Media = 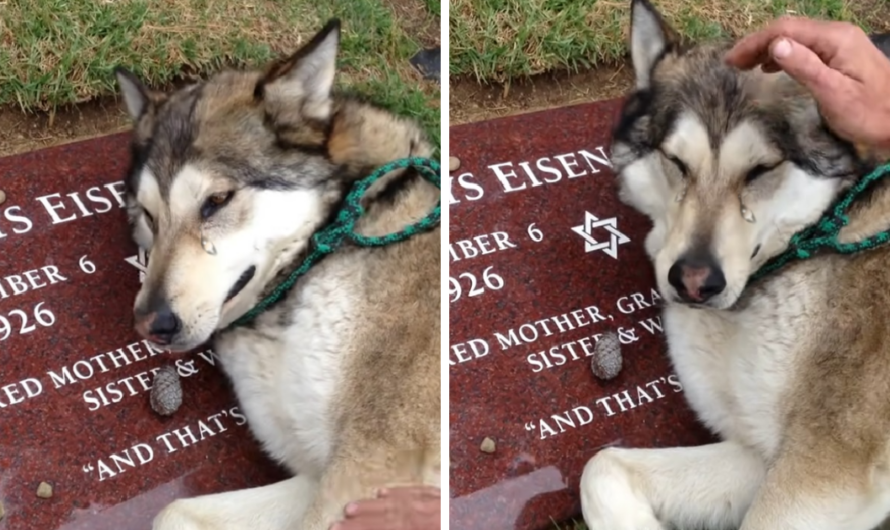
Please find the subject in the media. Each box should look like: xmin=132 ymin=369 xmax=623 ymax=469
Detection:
xmin=150 ymin=364 xmax=183 ymax=416
xmin=449 ymin=156 xmax=460 ymax=172
xmin=591 ymin=331 xmax=623 ymax=380
xmin=36 ymin=482 xmax=52 ymax=499
xmin=0 ymin=189 xmax=6 ymax=206
xmin=0 ymin=499 xmax=5 ymax=520
xmin=480 ymin=437 xmax=496 ymax=453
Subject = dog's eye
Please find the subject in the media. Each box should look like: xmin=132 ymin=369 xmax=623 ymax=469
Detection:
xmin=667 ymin=155 xmax=689 ymax=177
xmin=143 ymin=209 xmax=155 ymax=230
xmin=745 ymin=162 xmax=782 ymax=184
xmin=201 ymin=191 xmax=235 ymax=219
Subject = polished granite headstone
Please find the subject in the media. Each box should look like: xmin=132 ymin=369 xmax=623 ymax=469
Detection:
xmin=448 ymin=100 xmax=716 ymax=530
xmin=0 ymin=135 xmax=287 ymax=530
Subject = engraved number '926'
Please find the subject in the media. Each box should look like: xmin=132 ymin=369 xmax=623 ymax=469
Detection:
xmin=449 ymin=266 xmax=505 ymax=303
xmin=0 ymin=302 xmax=56 ymax=340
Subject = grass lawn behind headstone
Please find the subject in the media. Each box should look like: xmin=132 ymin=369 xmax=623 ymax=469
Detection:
xmin=449 ymin=0 xmax=890 ymax=84
xmin=0 ymin=0 xmax=440 ymax=145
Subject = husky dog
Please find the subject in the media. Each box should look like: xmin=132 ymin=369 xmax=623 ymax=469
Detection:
xmin=115 ymin=20 xmax=440 ymax=530
xmin=579 ymin=2 xmax=890 ymax=529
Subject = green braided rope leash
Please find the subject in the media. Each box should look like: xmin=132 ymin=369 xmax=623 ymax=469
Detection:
xmin=749 ymin=161 xmax=890 ymax=284
xmin=222 ymin=156 xmax=441 ymax=331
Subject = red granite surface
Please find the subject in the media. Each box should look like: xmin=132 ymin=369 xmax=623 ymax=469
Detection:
xmin=448 ymin=100 xmax=716 ymax=530
xmin=0 ymin=135 xmax=287 ymax=530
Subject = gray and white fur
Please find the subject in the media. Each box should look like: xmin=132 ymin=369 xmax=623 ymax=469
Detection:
xmin=116 ymin=19 xmax=441 ymax=530
xmin=580 ymin=2 xmax=890 ymax=529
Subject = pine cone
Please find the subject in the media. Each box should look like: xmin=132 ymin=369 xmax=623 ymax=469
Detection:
xmin=150 ymin=364 xmax=182 ymax=416
xmin=591 ymin=331 xmax=623 ymax=380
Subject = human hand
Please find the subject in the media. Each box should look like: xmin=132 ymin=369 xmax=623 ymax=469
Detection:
xmin=330 ymin=486 xmax=441 ymax=530
xmin=725 ymin=16 xmax=890 ymax=149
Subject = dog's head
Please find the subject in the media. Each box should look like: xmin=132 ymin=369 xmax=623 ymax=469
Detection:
xmin=117 ymin=19 xmax=429 ymax=351
xmin=612 ymin=0 xmax=868 ymax=309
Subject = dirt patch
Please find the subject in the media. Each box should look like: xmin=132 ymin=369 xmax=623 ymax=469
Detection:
xmin=0 ymin=99 xmax=129 ymax=157
xmin=852 ymin=0 xmax=890 ymax=32
xmin=449 ymin=62 xmax=634 ymax=126
xmin=383 ymin=0 xmax=440 ymax=46
xmin=448 ymin=0 xmax=890 ymax=125
xmin=0 ymin=61 xmax=633 ymax=156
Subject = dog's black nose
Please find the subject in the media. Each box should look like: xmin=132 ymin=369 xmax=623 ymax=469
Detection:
xmin=136 ymin=305 xmax=182 ymax=345
xmin=668 ymin=256 xmax=726 ymax=303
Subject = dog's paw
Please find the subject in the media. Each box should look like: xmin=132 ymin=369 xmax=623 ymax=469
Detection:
xmin=579 ymin=448 xmax=665 ymax=530
xmin=152 ymin=499 xmax=214 ymax=530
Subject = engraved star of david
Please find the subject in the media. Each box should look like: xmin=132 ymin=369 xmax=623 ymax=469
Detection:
xmin=124 ymin=248 xmax=149 ymax=283
xmin=571 ymin=211 xmax=631 ymax=259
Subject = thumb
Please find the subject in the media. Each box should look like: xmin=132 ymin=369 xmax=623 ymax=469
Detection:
xmin=769 ymin=37 xmax=846 ymax=98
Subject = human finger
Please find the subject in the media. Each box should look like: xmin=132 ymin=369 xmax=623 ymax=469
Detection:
xmin=767 ymin=37 xmax=850 ymax=100
xmin=331 ymin=513 xmax=391 ymax=530
xmin=332 ymin=510 xmax=440 ymax=530
xmin=332 ymin=496 xmax=440 ymax=530
xmin=376 ymin=485 xmax=441 ymax=499
xmin=344 ymin=495 xmax=439 ymax=517
xmin=760 ymin=60 xmax=781 ymax=73
xmin=725 ymin=16 xmax=846 ymax=69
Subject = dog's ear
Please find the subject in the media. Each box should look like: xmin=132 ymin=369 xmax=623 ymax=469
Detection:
xmin=630 ymin=0 xmax=679 ymax=89
xmin=256 ymin=19 xmax=341 ymax=121
xmin=114 ymin=67 xmax=153 ymax=120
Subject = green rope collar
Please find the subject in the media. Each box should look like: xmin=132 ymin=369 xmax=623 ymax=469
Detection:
xmin=222 ymin=156 xmax=441 ymax=331
xmin=749 ymin=162 xmax=890 ymax=284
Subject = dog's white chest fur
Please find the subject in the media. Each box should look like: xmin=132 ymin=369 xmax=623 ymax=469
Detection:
xmin=663 ymin=274 xmax=814 ymax=458
xmin=213 ymin=269 xmax=355 ymax=477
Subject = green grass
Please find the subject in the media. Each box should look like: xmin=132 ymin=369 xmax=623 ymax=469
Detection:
xmin=449 ymin=0 xmax=890 ymax=84
xmin=0 ymin=0 xmax=440 ymax=146
xmin=426 ymin=0 xmax=443 ymax=16
xmin=325 ymin=0 xmax=441 ymax=146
